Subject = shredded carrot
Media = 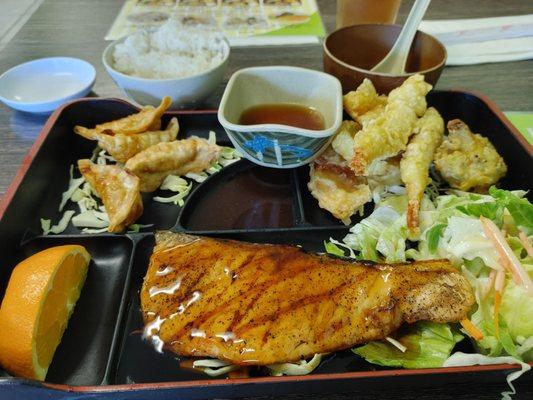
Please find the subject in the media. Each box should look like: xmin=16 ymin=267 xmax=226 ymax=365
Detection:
xmin=493 ymin=269 xmax=506 ymax=338
xmin=494 ymin=291 xmax=502 ymax=338
xmin=480 ymin=216 xmax=533 ymax=296
xmin=460 ymin=318 xmax=484 ymax=341
xmin=519 ymin=230 xmax=533 ymax=258
xmin=484 ymin=270 xmax=496 ymax=298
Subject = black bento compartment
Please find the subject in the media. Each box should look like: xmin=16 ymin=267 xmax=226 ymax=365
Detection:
xmin=178 ymin=160 xmax=302 ymax=231
xmin=0 ymin=234 xmax=135 ymax=386
xmin=112 ymin=228 xmax=366 ymax=384
xmin=428 ymin=90 xmax=532 ymax=192
xmin=114 ymin=234 xmax=212 ymax=384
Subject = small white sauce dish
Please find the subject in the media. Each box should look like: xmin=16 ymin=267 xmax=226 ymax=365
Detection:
xmin=102 ymin=35 xmax=230 ymax=110
xmin=218 ymin=66 xmax=343 ymax=169
xmin=0 ymin=57 xmax=95 ymax=114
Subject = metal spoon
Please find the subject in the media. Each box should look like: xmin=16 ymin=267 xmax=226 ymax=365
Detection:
xmin=371 ymin=0 xmax=431 ymax=74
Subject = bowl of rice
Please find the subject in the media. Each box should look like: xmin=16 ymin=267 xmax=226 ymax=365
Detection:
xmin=103 ymin=22 xmax=229 ymax=109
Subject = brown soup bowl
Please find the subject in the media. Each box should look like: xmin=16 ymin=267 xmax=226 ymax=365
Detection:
xmin=323 ymin=24 xmax=446 ymax=94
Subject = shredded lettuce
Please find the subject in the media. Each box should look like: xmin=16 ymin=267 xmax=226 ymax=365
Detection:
xmin=353 ymin=322 xmax=463 ymax=369
xmin=439 ymin=216 xmax=502 ymax=269
xmin=343 ymin=196 xmax=406 ymax=261
xmin=443 ymin=352 xmax=531 ymax=400
xmin=328 ymin=185 xmax=532 ymax=388
xmin=324 ymin=241 xmax=346 ymax=257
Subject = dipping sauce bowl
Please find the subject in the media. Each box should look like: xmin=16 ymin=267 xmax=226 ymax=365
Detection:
xmin=218 ymin=66 xmax=343 ymax=169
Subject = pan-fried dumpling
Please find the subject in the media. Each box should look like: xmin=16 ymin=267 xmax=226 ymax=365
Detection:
xmin=75 ymin=118 xmax=179 ymax=163
xmin=78 ymin=159 xmax=143 ymax=233
xmin=74 ymin=96 xmax=171 ymax=137
xmin=125 ymin=137 xmax=220 ymax=192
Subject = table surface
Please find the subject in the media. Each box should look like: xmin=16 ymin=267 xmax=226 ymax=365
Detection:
xmin=0 ymin=0 xmax=532 ymax=399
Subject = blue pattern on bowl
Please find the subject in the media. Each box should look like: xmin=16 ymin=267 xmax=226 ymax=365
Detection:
xmin=224 ymin=128 xmax=330 ymax=167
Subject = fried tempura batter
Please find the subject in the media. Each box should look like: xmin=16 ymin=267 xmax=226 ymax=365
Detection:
xmin=343 ymin=78 xmax=387 ymax=125
xmin=434 ymin=119 xmax=507 ymax=192
xmin=78 ymin=160 xmax=143 ymax=233
xmin=367 ymin=156 xmax=403 ymax=192
xmin=308 ymin=147 xmax=371 ymax=222
xmin=125 ymin=137 xmax=220 ymax=192
xmin=331 ymin=120 xmax=361 ymax=162
xmin=350 ymin=75 xmax=432 ymax=175
xmin=74 ymin=96 xmax=171 ymax=136
xmin=75 ymin=118 xmax=179 ymax=163
xmin=400 ymin=107 xmax=444 ymax=233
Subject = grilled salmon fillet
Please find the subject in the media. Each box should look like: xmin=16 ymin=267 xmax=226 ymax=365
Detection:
xmin=140 ymin=232 xmax=474 ymax=365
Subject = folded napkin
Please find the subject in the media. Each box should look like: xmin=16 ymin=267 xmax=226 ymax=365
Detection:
xmin=420 ymin=15 xmax=533 ymax=65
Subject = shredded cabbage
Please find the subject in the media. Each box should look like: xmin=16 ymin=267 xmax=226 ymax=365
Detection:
xmin=192 ymin=359 xmax=240 ymax=377
xmin=267 ymin=354 xmax=322 ymax=376
xmin=41 ymin=210 xmax=76 ymax=235
xmin=72 ymin=210 xmax=109 ymax=229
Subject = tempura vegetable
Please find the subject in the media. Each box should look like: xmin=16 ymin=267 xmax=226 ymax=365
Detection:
xmin=125 ymin=137 xmax=220 ymax=192
xmin=75 ymin=117 xmax=179 ymax=163
xmin=308 ymin=147 xmax=371 ymax=222
xmin=74 ymin=96 xmax=171 ymax=136
xmin=400 ymin=107 xmax=445 ymax=233
xmin=434 ymin=119 xmax=507 ymax=192
xmin=343 ymin=78 xmax=387 ymax=124
xmin=78 ymin=159 xmax=143 ymax=233
xmin=331 ymin=120 xmax=361 ymax=163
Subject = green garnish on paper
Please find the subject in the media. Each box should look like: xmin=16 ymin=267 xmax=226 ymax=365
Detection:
xmin=505 ymin=112 xmax=533 ymax=145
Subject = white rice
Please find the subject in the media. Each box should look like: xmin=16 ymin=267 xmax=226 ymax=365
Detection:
xmin=113 ymin=22 xmax=228 ymax=79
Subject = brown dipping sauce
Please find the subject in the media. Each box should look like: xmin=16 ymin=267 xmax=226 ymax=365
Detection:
xmin=239 ymin=103 xmax=326 ymax=130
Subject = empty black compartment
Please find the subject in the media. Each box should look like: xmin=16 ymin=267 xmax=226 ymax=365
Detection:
xmin=179 ymin=161 xmax=298 ymax=231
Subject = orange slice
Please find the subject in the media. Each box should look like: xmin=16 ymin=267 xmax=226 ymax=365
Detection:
xmin=0 ymin=245 xmax=91 ymax=381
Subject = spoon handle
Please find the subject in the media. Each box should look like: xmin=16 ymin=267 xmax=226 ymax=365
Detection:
xmin=372 ymin=0 xmax=431 ymax=74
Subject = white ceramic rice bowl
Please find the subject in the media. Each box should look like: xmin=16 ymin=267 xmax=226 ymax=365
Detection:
xmin=102 ymin=35 xmax=229 ymax=109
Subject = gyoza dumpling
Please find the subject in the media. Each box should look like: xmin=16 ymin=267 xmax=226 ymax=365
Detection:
xmin=74 ymin=96 xmax=171 ymax=136
xmin=125 ymin=137 xmax=220 ymax=192
xmin=78 ymin=159 xmax=143 ymax=233
xmin=75 ymin=118 xmax=179 ymax=163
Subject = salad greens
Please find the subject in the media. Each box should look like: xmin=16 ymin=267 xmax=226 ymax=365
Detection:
xmin=327 ymin=186 xmax=532 ymax=389
xmin=353 ymin=322 xmax=463 ymax=369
